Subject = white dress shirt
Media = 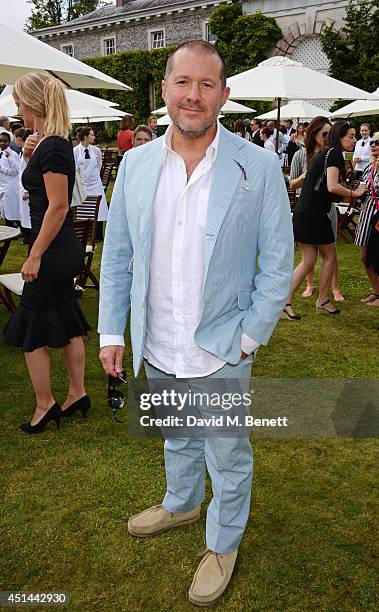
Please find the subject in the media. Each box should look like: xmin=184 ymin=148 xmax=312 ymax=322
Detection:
xmin=100 ymin=122 xmax=259 ymax=375
xmin=264 ymin=139 xmax=276 ymax=153
xmin=353 ymin=138 xmax=372 ymax=172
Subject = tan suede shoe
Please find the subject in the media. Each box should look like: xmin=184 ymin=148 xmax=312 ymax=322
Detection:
xmin=127 ymin=504 xmax=201 ymax=537
xmin=188 ymin=548 xmax=238 ymax=607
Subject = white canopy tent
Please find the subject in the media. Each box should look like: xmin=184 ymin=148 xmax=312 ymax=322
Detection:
xmin=228 ymin=56 xmax=373 ymax=150
xmin=0 ymin=84 xmax=119 ymax=107
xmin=257 ymin=99 xmax=330 ymax=121
xmin=329 ymin=88 xmax=379 ymax=118
xmin=0 ymin=89 xmax=126 ymax=123
xmin=153 ymin=99 xmax=256 ymax=115
xmin=0 ymin=23 xmax=131 ymax=91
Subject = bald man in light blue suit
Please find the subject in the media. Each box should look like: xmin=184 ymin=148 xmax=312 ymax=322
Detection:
xmin=99 ymin=41 xmax=294 ymax=607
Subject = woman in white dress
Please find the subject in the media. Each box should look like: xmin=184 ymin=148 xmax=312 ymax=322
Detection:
xmin=0 ymin=131 xmax=20 ymax=227
xmin=260 ymin=127 xmax=276 ymax=153
xmin=73 ymin=127 xmax=108 ymax=240
xmin=15 ymin=128 xmax=33 ymax=243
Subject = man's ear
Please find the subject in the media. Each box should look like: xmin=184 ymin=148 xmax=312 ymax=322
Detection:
xmin=222 ymin=86 xmax=230 ymax=106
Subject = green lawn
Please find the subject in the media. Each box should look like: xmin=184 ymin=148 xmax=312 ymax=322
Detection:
xmin=0 ymin=236 xmax=377 ymax=611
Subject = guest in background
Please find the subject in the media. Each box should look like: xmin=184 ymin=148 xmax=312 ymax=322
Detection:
xmin=148 ymin=116 xmax=158 ymax=140
xmin=287 ymin=123 xmax=305 ymax=166
xmin=117 ymin=114 xmax=134 ymax=154
xmin=0 ymin=131 xmax=20 ymax=227
xmin=15 ymin=127 xmax=33 ymax=244
xmin=285 ymin=120 xmax=367 ymax=319
xmin=234 ymin=119 xmax=250 ymax=140
xmin=353 ymin=123 xmax=372 ymax=173
xmin=132 ymin=125 xmax=152 ymax=147
xmin=10 ymin=123 xmax=25 ymax=154
xmin=74 ymin=126 xmax=108 ymax=241
xmin=4 ymin=72 xmax=91 ymax=434
xmin=290 ymin=123 xmax=306 ymax=147
xmin=261 ymin=126 xmax=276 ymax=153
xmin=0 ymin=116 xmax=12 ymax=139
xmin=290 ymin=116 xmax=344 ymax=301
xmin=250 ymin=119 xmax=264 ymax=147
xmin=355 ymin=134 xmax=379 ymax=306
xmin=285 ymin=119 xmax=296 ymax=137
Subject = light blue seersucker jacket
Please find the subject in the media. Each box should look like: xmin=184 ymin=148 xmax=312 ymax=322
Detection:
xmin=98 ymin=124 xmax=294 ymax=376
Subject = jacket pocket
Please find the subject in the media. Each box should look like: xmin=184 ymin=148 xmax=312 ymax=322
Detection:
xmin=238 ymin=289 xmax=252 ymax=310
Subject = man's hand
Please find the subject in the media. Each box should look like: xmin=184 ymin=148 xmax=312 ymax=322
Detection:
xmin=99 ymin=345 xmax=125 ymax=377
xmin=240 ymin=351 xmax=249 ymax=361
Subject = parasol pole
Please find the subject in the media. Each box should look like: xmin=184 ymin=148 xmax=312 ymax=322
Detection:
xmin=275 ymin=97 xmax=281 ymax=153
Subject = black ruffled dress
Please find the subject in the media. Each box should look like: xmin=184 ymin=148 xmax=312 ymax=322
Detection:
xmin=4 ymin=136 xmax=90 ymax=352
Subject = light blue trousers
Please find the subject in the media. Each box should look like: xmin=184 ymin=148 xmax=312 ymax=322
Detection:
xmin=144 ymin=357 xmax=254 ymax=554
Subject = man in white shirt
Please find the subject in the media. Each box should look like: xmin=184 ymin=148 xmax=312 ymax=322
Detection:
xmin=99 ymin=41 xmax=293 ymax=607
xmin=0 ymin=116 xmax=13 ymax=140
xmin=353 ymin=123 xmax=372 ymax=172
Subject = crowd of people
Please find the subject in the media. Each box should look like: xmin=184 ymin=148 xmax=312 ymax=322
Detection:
xmin=232 ymin=114 xmax=379 ymax=315
xmin=0 ymin=78 xmax=378 ymax=435
xmin=0 ymin=39 xmax=378 ymax=608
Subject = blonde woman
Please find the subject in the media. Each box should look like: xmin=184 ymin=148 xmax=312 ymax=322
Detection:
xmin=4 ymin=72 xmax=91 ymax=433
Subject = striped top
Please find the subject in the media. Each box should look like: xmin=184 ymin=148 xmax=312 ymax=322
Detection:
xmin=290 ymin=147 xmax=307 ymax=187
xmin=355 ymin=162 xmax=379 ymax=247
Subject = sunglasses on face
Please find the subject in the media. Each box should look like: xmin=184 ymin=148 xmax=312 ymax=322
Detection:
xmin=321 ymin=131 xmax=329 ymax=138
xmin=370 ymin=140 xmax=379 ymax=147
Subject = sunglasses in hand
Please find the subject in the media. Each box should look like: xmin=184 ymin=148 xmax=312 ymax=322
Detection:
xmin=108 ymin=370 xmax=127 ymax=422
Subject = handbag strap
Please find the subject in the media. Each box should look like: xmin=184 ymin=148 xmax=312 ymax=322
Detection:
xmin=369 ymin=163 xmax=379 ymax=212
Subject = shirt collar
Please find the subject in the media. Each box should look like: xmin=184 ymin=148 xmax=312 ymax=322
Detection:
xmin=162 ymin=119 xmax=221 ymax=164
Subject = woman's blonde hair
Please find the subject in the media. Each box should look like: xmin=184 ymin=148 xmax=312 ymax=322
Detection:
xmin=13 ymin=72 xmax=71 ymax=138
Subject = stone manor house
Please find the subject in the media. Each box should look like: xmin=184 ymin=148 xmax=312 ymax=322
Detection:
xmin=32 ymin=0 xmax=350 ymax=109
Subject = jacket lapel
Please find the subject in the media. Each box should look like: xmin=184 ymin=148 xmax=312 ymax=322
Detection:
xmin=204 ymin=126 xmax=246 ymax=280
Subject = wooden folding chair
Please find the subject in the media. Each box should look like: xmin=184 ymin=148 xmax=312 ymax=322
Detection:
xmin=100 ymin=163 xmax=115 ymax=192
xmin=0 ymin=231 xmax=30 ymax=313
xmin=103 ymin=150 xmax=118 ymax=165
xmin=336 ymin=203 xmax=360 ymax=243
xmin=73 ymin=219 xmax=91 ymax=299
xmin=73 ymin=195 xmax=101 ymax=290
xmin=286 ymin=186 xmax=297 ymax=212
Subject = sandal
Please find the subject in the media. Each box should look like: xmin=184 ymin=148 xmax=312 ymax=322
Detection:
xmin=301 ymin=286 xmax=314 ymax=298
xmin=361 ymin=292 xmax=379 ymax=304
xmin=281 ymin=303 xmax=301 ymax=320
xmin=316 ymin=299 xmax=341 ymax=315
xmin=332 ymin=290 xmax=345 ymax=302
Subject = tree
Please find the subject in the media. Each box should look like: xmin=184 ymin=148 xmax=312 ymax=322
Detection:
xmin=26 ymin=0 xmax=105 ymax=30
xmin=320 ymin=0 xmax=379 ymax=94
xmin=208 ymin=4 xmax=282 ymax=76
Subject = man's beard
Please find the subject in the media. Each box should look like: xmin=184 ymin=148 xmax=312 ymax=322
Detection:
xmin=167 ymin=103 xmax=220 ymax=139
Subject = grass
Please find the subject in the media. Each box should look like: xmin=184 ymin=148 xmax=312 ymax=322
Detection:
xmin=0 ymin=234 xmax=377 ymax=611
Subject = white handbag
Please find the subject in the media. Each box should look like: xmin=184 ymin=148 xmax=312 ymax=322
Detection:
xmin=71 ymin=163 xmax=87 ymax=207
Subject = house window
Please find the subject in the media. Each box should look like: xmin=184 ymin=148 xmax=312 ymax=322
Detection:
xmin=150 ymin=30 xmax=165 ymax=50
xmin=62 ymin=44 xmax=73 ymax=57
xmin=204 ymin=22 xmax=218 ymax=44
xmin=104 ymin=38 xmax=116 ymax=56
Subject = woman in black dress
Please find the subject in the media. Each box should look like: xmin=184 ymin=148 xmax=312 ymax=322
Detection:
xmin=284 ymin=121 xmax=367 ymax=319
xmin=4 ymin=72 xmax=91 ymax=433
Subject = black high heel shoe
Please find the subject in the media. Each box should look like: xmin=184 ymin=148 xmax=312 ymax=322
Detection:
xmin=20 ymin=403 xmax=61 ymax=434
xmin=60 ymin=395 xmax=91 ymax=418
